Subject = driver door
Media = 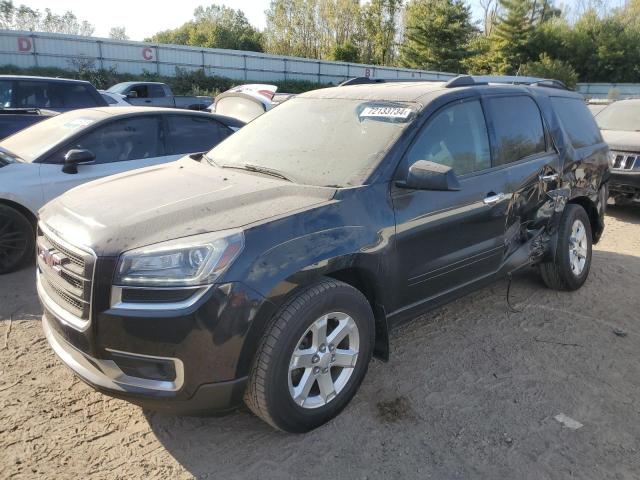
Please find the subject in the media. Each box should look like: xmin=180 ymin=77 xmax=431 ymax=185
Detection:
xmin=40 ymin=115 xmax=179 ymax=204
xmin=391 ymin=98 xmax=511 ymax=312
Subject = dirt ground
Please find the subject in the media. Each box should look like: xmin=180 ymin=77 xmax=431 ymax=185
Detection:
xmin=1 ymin=206 xmax=639 ymax=480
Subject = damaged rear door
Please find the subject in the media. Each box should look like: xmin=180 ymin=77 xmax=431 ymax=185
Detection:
xmin=482 ymin=93 xmax=560 ymax=264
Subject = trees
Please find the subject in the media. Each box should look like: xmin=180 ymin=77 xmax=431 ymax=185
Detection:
xmin=520 ymin=53 xmax=578 ymax=87
xmin=400 ymin=0 xmax=475 ymax=72
xmin=0 ymin=1 xmax=94 ymax=35
xmin=360 ymin=0 xmax=403 ymax=65
xmin=148 ymin=5 xmax=263 ymax=52
xmin=109 ymin=27 xmax=129 ymax=41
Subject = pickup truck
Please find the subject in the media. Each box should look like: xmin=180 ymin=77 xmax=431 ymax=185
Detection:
xmin=0 ymin=75 xmax=108 ymax=139
xmin=107 ymin=82 xmax=213 ymax=111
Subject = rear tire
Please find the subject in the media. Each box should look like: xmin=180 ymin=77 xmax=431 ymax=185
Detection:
xmin=0 ymin=205 xmax=35 ymax=275
xmin=244 ymin=278 xmax=375 ymax=433
xmin=539 ymin=204 xmax=592 ymax=291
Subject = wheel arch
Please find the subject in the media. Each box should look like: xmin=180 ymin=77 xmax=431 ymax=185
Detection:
xmin=568 ymin=194 xmax=603 ymax=243
xmin=0 ymin=198 xmax=37 ymax=229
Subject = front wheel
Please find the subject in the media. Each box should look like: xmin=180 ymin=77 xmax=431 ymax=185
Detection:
xmin=539 ymin=204 xmax=592 ymax=291
xmin=244 ymin=278 xmax=375 ymax=433
xmin=0 ymin=205 xmax=35 ymax=275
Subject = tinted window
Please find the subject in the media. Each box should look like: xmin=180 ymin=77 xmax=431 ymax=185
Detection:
xmin=553 ymin=97 xmax=603 ymax=148
xmin=0 ymin=80 xmax=12 ymax=107
xmin=166 ymin=115 xmax=232 ymax=155
xmin=62 ymin=116 xmax=163 ymax=164
xmin=148 ymin=85 xmax=165 ymax=98
xmin=404 ymin=100 xmax=491 ymax=176
xmin=59 ymin=84 xmax=98 ymax=108
xmin=485 ymin=96 xmax=546 ymax=166
xmin=14 ymin=81 xmax=64 ymax=109
xmin=130 ymin=85 xmax=149 ymax=98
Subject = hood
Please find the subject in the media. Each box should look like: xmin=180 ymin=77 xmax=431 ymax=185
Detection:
xmin=40 ymin=157 xmax=335 ymax=256
xmin=601 ymin=129 xmax=640 ymax=152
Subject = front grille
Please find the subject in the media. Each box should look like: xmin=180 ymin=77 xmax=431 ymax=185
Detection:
xmin=37 ymin=224 xmax=96 ymax=326
xmin=611 ymin=152 xmax=637 ymax=170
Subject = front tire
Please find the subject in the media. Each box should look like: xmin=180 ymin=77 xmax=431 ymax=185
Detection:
xmin=0 ymin=205 xmax=35 ymax=275
xmin=244 ymin=278 xmax=375 ymax=433
xmin=540 ymin=204 xmax=592 ymax=291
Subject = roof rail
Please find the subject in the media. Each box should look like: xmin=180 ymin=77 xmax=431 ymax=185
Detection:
xmin=339 ymin=77 xmax=447 ymax=86
xmin=444 ymin=74 xmax=569 ymax=90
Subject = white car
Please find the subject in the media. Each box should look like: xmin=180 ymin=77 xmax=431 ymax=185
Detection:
xmin=0 ymin=106 xmax=244 ymax=273
xmin=99 ymin=90 xmax=130 ymax=106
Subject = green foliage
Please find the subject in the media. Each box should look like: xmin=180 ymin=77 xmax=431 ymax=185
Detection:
xmin=360 ymin=0 xmax=403 ymax=65
xmin=520 ymin=53 xmax=578 ymax=88
xmin=0 ymin=64 xmax=326 ymax=95
xmin=148 ymin=5 xmax=263 ymax=52
xmin=331 ymin=42 xmax=359 ymax=62
xmin=400 ymin=0 xmax=476 ymax=73
xmin=0 ymin=0 xmax=93 ymax=35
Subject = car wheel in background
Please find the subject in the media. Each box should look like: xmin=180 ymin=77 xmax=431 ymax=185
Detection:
xmin=0 ymin=205 xmax=35 ymax=274
xmin=539 ymin=204 xmax=593 ymax=291
xmin=244 ymin=278 xmax=375 ymax=433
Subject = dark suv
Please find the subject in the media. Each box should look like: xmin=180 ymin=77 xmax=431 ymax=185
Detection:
xmin=37 ymin=76 xmax=609 ymax=433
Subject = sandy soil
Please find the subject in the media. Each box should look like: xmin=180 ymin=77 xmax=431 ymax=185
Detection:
xmin=1 ymin=206 xmax=639 ymax=479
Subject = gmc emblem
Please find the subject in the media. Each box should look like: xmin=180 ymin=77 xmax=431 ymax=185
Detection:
xmin=37 ymin=245 xmax=65 ymax=273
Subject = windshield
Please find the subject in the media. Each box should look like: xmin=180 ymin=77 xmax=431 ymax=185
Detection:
xmin=0 ymin=109 xmax=105 ymax=162
xmin=596 ymin=101 xmax=640 ymax=131
xmin=107 ymin=83 xmax=131 ymax=95
xmin=206 ymin=97 xmax=418 ymax=187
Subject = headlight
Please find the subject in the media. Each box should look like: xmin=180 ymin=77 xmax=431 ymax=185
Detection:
xmin=114 ymin=230 xmax=244 ymax=287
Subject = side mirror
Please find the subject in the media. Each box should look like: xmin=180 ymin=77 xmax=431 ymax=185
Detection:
xmin=126 ymin=91 xmax=138 ymax=99
xmin=397 ymin=160 xmax=461 ymax=191
xmin=62 ymin=149 xmax=95 ymax=174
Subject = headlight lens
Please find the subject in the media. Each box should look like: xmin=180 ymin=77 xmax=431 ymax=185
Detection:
xmin=115 ymin=230 xmax=244 ymax=287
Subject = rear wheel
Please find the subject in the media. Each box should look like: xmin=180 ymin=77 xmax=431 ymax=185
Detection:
xmin=244 ymin=278 xmax=374 ymax=433
xmin=539 ymin=204 xmax=592 ymax=291
xmin=0 ymin=205 xmax=35 ymax=274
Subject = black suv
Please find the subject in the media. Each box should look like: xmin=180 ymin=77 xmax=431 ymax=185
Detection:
xmin=37 ymin=76 xmax=609 ymax=432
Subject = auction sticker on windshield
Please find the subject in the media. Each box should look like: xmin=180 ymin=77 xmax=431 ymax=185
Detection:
xmin=360 ymin=106 xmax=413 ymax=119
xmin=62 ymin=118 xmax=95 ymax=130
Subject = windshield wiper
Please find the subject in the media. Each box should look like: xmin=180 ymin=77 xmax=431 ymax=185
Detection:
xmin=217 ymin=162 xmax=294 ymax=182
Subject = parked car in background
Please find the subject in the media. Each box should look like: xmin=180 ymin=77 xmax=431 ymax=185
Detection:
xmin=99 ymin=90 xmax=130 ymax=106
xmin=37 ymin=76 xmax=608 ymax=432
xmin=595 ymin=99 xmax=640 ymax=205
xmin=107 ymin=82 xmax=213 ymax=111
xmin=0 ymin=107 xmax=244 ymax=274
xmin=212 ymin=84 xmax=278 ymax=122
xmin=0 ymin=75 xmax=108 ymax=139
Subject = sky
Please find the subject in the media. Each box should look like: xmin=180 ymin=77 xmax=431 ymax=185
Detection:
xmin=14 ymin=0 xmax=628 ymax=41
xmin=20 ymin=0 xmax=272 ymax=40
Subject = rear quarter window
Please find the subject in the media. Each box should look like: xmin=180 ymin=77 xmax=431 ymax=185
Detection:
xmin=550 ymin=97 xmax=603 ymax=149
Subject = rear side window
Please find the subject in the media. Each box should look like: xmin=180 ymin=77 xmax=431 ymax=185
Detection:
xmin=165 ymin=115 xmax=233 ymax=155
xmin=404 ymin=99 xmax=491 ymax=176
xmin=0 ymin=80 xmax=12 ymax=107
xmin=485 ymin=96 xmax=546 ymax=166
xmin=148 ymin=85 xmax=165 ymax=98
xmin=551 ymin=97 xmax=603 ymax=148
xmin=58 ymin=84 xmax=98 ymax=108
xmin=14 ymin=81 xmax=63 ymax=109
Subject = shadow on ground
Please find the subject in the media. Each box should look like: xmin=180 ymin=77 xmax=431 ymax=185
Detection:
xmin=145 ymin=250 xmax=640 ymax=480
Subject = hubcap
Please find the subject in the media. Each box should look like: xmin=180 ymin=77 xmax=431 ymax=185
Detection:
xmin=0 ymin=214 xmax=28 ymax=271
xmin=288 ymin=312 xmax=359 ymax=409
xmin=569 ymin=219 xmax=588 ymax=276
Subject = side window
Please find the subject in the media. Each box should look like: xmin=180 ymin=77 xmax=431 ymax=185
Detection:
xmin=165 ymin=115 xmax=233 ymax=155
xmin=53 ymin=84 xmax=98 ymax=108
xmin=485 ymin=96 xmax=546 ymax=166
xmin=130 ymin=85 xmax=149 ymax=98
xmin=0 ymin=80 xmax=13 ymax=107
xmin=404 ymin=100 xmax=491 ymax=176
xmin=148 ymin=85 xmax=165 ymax=98
xmin=14 ymin=81 xmax=63 ymax=109
xmin=64 ymin=116 xmax=164 ymax=164
xmin=550 ymin=97 xmax=603 ymax=148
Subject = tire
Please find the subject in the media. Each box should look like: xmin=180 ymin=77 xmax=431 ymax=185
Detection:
xmin=539 ymin=204 xmax=592 ymax=291
xmin=0 ymin=205 xmax=35 ymax=275
xmin=244 ymin=278 xmax=375 ymax=433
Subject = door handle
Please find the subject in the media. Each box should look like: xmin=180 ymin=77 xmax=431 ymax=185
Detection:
xmin=144 ymin=100 xmax=152 ymax=103
xmin=484 ymin=193 xmax=505 ymax=205
xmin=540 ymin=173 xmax=559 ymax=182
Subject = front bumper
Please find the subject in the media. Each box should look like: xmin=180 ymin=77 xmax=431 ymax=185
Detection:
xmin=40 ymin=271 xmax=273 ymax=414
xmin=609 ymin=170 xmax=640 ymax=197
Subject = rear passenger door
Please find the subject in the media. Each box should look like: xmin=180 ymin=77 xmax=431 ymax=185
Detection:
xmin=164 ymin=115 xmax=234 ymax=155
xmin=482 ymin=94 xmax=560 ymax=252
xmin=392 ymin=98 xmax=512 ymax=311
